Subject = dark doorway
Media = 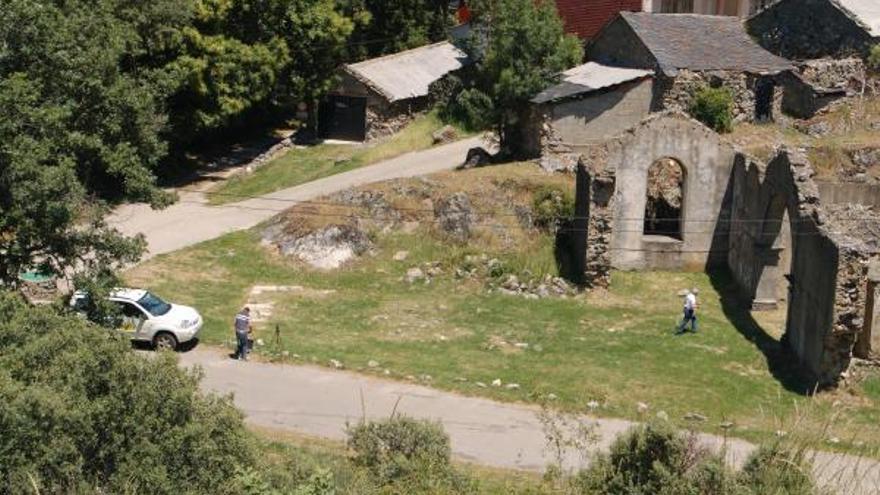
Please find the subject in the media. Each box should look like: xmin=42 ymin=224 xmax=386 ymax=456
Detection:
xmin=755 ymin=80 xmax=774 ymax=122
xmin=318 ymin=95 xmax=367 ymax=141
xmin=644 ymin=158 xmax=685 ymax=240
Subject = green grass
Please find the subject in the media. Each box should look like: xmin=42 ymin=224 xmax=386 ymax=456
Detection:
xmin=209 ymin=111 xmax=467 ymax=204
xmin=129 ymin=161 xmax=880 ymax=458
xmin=127 ymin=226 xmax=880 ymax=456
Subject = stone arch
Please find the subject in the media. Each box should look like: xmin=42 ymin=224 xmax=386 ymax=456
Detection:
xmin=601 ymin=113 xmax=738 ymax=272
xmin=643 ymin=157 xmax=687 ymax=240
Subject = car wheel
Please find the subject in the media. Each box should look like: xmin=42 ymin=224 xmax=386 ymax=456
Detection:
xmin=153 ymin=332 xmax=178 ymax=352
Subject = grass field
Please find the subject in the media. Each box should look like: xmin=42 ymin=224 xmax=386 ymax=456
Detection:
xmin=127 ymin=164 xmax=880 ymax=456
xmin=208 ymin=111 xmax=467 ymax=204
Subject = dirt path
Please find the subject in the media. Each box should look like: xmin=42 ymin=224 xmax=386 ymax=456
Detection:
xmin=180 ymin=347 xmax=880 ymax=494
xmin=110 ymin=136 xmax=486 ymax=259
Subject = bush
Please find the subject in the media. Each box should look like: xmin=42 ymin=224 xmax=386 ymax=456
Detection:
xmin=739 ymin=443 xmax=815 ymax=494
xmin=573 ymin=423 xmax=751 ymax=495
xmin=0 ymin=291 xmax=255 ymax=494
xmin=346 ymin=415 xmax=475 ymax=492
xmin=868 ymin=44 xmax=880 ymax=72
xmin=532 ymin=186 xmax=576 ymax=232
xmin=347 ymin=416 xmax=451 ymax=482
xmin=689 ymin=86 xmax=734 ymax=133
xmin=443 ymin=87 xmax=495 ymax=132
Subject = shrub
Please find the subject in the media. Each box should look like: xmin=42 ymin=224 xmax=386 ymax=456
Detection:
xmin=0 ymin=291 xmax=255 ymax=494
xmin=532 ymin=186 xmax=576 ymax=231
xmin=347 ymin=416 xmax=452 ymax=483
xmin=868 ymin=44 xmax=880 ymax=73
xmin=573 ymin=422 xmax=743 ymax=495
xmin=739 ymin=443 xmax=816 ymax=494
xmin=444 ymin=88 xmax=495 ymax=131
xmin=689 ymin=86 xmax=734 ymax=133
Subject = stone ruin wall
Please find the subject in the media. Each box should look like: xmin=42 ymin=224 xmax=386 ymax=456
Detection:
xmin=572 ymin=114 xmax=880 ymax=384
xmin=727 ymin=149 xmax=880 ymax=385
xmin=654 ymin=70 xmax=781 ymax=124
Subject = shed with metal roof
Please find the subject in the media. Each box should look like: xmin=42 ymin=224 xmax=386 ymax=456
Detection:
xmin=319 ymin=42 xmax=470 ymax=142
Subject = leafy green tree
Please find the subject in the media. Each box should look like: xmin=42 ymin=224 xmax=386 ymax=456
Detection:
xmin=0 ymin=0 xmax=174 ymax=286
xmin=0 ymin=292 xmax=256 ymax=494
xmin=462 ymin=0 xmax=582 ymax=157
xmin=344 ymin=0 xmax=452 ymax=60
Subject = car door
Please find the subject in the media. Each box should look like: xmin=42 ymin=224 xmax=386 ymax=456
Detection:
xmin=116 ymin=301 xmax=149 ymax=340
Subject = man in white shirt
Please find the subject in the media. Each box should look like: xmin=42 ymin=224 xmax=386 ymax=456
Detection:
xmin=676 ymin=289 xmax=699 ymax=334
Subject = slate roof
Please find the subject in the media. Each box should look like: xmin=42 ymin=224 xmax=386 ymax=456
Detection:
xmin=619 ymin=12 xmax=793 ymax=76
xmin=532 ymin=62 xmax=653 ymax=104
xmin=343 ymin=42 xmax=469 ymax=103
xmin=836 ymin=0 xmax=880 ymax=37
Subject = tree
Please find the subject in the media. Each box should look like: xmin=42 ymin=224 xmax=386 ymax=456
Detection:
xmin=344 ymin=0 xmax=452 ymax=60
xmin=0 ymin=0 xmax=177 ymax=287
xmin=0 ymin=292 xmax=256 ymax=494
xmin=462 ymin=0 xmax=582 ymax=157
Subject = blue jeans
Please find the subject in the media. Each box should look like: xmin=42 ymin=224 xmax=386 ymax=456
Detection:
xmin=235 ymin=332 xmax=249 ymax=359
xmin=678 ymin=309 xmax=698 ymax=333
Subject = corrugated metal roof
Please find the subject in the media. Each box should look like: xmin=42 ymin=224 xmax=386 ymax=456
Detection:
xmin=620 ymin=12 xmax=794 ymax=76
xmin=836 ymin=0 xmax=880 ymax=36
xmin=532 ymin=62 xmax=653 ymax=103
xmin=343 ymin=42 xmax=469 ymax=103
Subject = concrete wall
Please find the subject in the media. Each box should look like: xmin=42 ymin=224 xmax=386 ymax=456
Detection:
xmin=747 ymin=0 xmax=877 ymax=60
xmin=542 ymin=79 xmax=654 ymax=150
xmin=727 ymin=151 xmax=844 ymax=384
xmin=604 ymin=115 xmax=737 ymax=271
xmin=816 ymin=182 xmax=880 ymax=208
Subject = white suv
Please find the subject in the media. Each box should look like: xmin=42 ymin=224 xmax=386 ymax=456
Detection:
xmin=71 ymin=288 xmax=202 ymax=351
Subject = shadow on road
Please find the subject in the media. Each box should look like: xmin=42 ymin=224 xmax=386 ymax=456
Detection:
xmin=708 ymin=269 xmax=817 ymax=396
xmin=131 ymin=338 xmax=201 ymax=354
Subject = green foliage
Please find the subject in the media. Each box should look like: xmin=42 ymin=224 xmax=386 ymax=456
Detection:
xmin=738 ymin=443 xmax=815 ymax=494
xmin=345 ymin=415 xmax=476 ymax=491
xmin=347 ymin=416 xmax=452 ymax=482
xmin=868 ymin=44 xmax=880 ymax=72
xmin=293 ymin=468 xmax=336 ymax=495
xmin=465 ymin=0 xmax=583 ymax=155
xmin=444 ymin=87 xmax=496 ymax=131
xmin=0 ymin=292 xmax=256 ymax=494
xmin=689 ymin=86 xmax=734 ymax=133
xmin=344 ymin=0 xmax=452 ymax=60
xmin=532 ymin=186 xmax=576 ymax=231
xmin=574 ymin=423 xmax=821 ymax=495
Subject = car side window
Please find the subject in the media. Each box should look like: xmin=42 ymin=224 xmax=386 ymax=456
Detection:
xmin=120 ymin=302 xmax=146 ymax=319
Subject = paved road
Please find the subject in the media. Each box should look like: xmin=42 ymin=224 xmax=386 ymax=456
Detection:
xmin=181 ymin=347 xmax=880 ymax=494
xmin=110 ymin=137 xmax=486 ymax=259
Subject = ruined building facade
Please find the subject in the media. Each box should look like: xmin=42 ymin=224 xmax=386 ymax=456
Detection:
xmin=573 ymin=113 xmax=880 ymax=387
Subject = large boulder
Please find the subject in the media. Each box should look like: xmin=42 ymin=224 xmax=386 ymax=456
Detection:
xmin=263 ymin=223 xmax=371 ymax=269
xmin=432 ymin=125 xmax=458 ymax=145
xmin=433 ymin=192 xmax=475 ymax=242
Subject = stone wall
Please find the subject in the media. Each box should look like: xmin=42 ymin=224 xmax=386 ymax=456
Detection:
xmin=747 ymin=0 xmax=877 ymax=60
xmin=727 ymin=149 xmax=880 ymax=385
xmin=655 ymin=70 xmax=781 ymax=123
xmin=573 ymin=113 xmax=737 ymax=286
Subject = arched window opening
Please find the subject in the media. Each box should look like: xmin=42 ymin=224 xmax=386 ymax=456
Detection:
xmin=644 ymin=158 xmax=685 ymax=240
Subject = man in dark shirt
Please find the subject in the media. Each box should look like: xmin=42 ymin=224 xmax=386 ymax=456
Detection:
xmin=233 ymin=307 xmax=253 ymax=360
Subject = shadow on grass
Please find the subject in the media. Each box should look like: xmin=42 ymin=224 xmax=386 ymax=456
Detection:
xmin=708 ymin=269 xmax=817 ymax=396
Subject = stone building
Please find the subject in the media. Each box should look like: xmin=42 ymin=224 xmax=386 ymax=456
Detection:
xmin=319 ymin=42 xmax=469 ymax=141
xmin=571 ymin=111 xmax=880 ymax=386
xmin=747 ymin=0 xmax=880 ymax=60
xmin=586 ymin=12 xmax=793 ymax=123
xmin=525 ymin=63 xmax=654 ymax=159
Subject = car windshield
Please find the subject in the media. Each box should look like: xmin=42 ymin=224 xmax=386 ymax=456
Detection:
xmin=138 ymin=292 xmax=172 ymax=316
